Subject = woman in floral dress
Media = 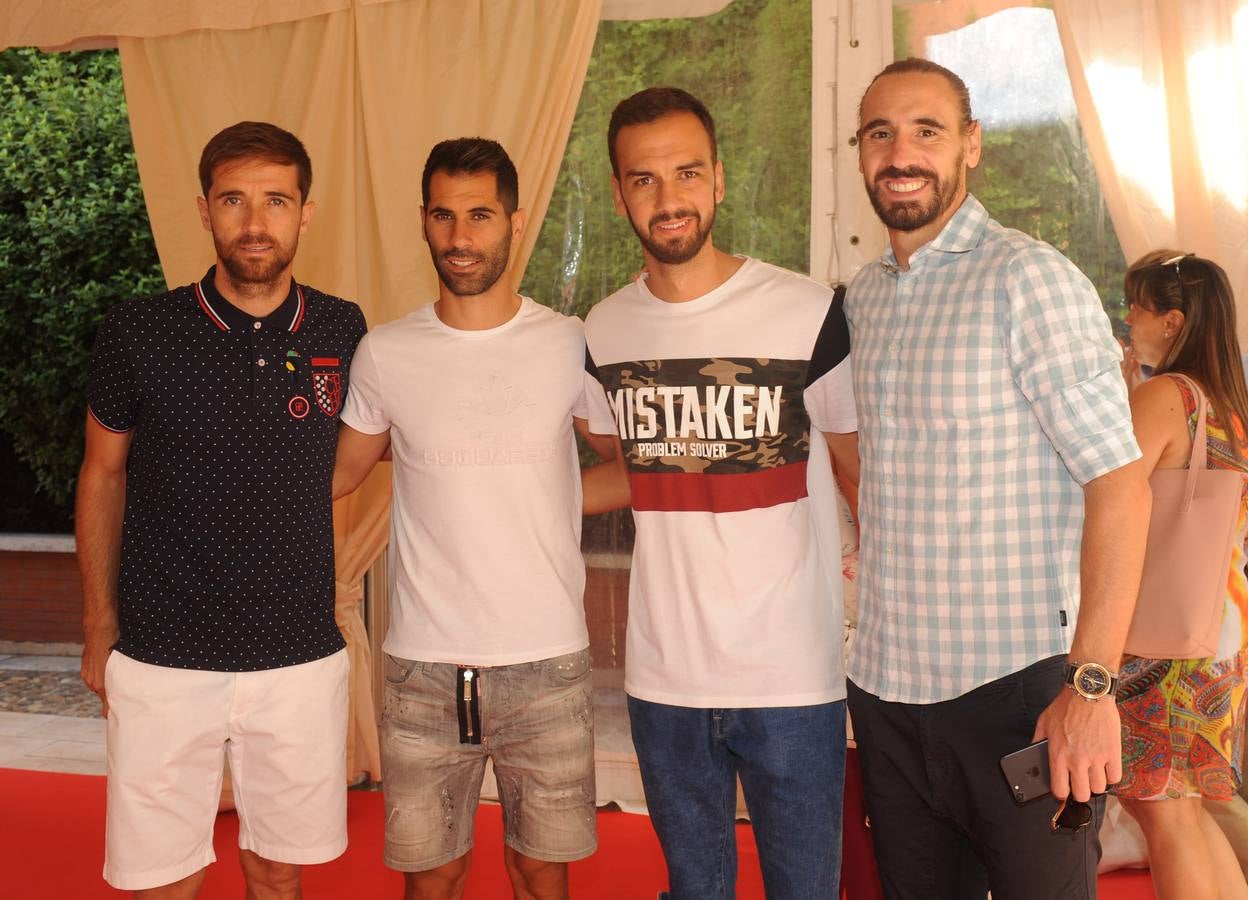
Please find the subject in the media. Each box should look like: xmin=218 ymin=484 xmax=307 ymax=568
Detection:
xmin=1116 ymin=251 xmax=1248 ymax=900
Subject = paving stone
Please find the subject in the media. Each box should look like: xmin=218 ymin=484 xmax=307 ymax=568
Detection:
xmin=0 ymin=669 xmax=99 ymax=718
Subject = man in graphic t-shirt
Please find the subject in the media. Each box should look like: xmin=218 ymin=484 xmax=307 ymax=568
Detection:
xmin=583 ymin=87 xmax=860 ymax=899
xmin=333 ymin=137 xmax=622 ymax=900
xmin=78 ymin=121 xmax=366 ymax=897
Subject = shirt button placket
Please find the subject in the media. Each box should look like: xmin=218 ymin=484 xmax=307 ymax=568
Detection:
xmin=249 ymin=321 xmax=263 ymax=410
xmin=881 ymin=273 xmax=909 ymax=529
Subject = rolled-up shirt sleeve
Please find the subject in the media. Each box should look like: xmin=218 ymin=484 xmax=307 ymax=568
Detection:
xmin=1005 ymin=245 xmax=1140 ymax=485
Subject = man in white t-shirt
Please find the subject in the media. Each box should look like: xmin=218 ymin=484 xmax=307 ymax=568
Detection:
xmin=582 ymin=87 xmax=860 ymax=899
xmin=333 ymin=138 xmax=621 ymax=900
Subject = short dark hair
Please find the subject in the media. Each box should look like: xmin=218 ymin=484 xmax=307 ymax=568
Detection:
xmin=859 ymin=58 xmax=976 ymax=133
xmin=421 ymin=138 xmax=519 ymax=215
xmin=607 ymin=87 xmax=717 ymax=177
xmin=198 ymin=121 xmax=312 ymax=202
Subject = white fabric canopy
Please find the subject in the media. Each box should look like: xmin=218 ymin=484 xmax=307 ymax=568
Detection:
xmin=1055 ymin=0 xmax=1248 ymax=338
xmin=2 ymin=0 xmax=738 ymax=51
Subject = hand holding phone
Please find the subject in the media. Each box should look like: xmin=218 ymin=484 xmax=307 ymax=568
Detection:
xmin=1000 ymin=739 xmax=1050 ymax=804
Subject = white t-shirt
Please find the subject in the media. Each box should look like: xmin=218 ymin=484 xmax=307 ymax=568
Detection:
xmin=584 ymin=258 xmax=857 ymax=707
xmin=341 ymin=297 xmax=608 ymax=665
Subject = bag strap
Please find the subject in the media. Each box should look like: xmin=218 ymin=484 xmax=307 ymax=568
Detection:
xmin=1165 ymin=373 xmax=1210 ymax=512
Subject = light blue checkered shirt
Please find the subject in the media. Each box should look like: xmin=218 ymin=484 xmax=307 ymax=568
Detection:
xmin=845 ymin=195 xmax=1140 ymax=703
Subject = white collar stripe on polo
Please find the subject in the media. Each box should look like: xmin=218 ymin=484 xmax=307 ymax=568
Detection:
xmin=195 ymin=277 xmax=306 ymax=333
xmin=194 ymin=279 xmax=230 ymax=331
xmin=289 ymin=285 xmax=306 ymax=332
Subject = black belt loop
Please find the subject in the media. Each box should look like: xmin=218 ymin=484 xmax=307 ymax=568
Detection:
xmin=456 ymin=666 xmax=482 ymax=745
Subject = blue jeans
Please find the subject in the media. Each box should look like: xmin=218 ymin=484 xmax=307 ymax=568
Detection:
xmin=628 ymin=696 xmax=846 ymax=900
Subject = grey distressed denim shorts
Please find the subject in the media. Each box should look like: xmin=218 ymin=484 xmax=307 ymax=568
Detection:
xmin=380 ymin=648 xmax=597 ymax=871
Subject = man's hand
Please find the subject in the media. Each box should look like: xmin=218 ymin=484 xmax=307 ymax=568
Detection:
xmin=1033 ymin=688 xmax=1122 ymax=801
xmin=80 ymin=630 xmax=117 ymax=717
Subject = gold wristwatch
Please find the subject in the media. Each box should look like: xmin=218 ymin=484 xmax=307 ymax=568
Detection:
xmin=1061 ymin=661 xmax=1118 ymax=701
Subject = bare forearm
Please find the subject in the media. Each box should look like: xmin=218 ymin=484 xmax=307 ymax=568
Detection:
xmin=583 ymin=459 xmax=630 ymax=515
xmin=836 ymin=475 xmax=859 ymax=528
xmin=75 ymin=464 xmax=125 ymax=641
xmin=332 ymin=464 xmax=368 ymax=500
xmin=1033 ymin=460 xmax=1150 ymax=800
xmin=1068 ymin=459 xmax=1152 ymax=666
xmin=823 ymin=431 xmax=860 ymax=528
xmin=333 ymin=426 xmax=389 ymax=499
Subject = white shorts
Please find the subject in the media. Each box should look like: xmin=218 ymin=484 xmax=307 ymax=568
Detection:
xmin=103 ymin=649 xmax=349 ymax=890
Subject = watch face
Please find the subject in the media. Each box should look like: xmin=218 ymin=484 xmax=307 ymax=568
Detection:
xmin=1076 ymin=665 xmax=1111 ymax=696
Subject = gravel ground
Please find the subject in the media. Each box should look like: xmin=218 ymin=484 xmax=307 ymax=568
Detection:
xmin=0 ymin=669 xmax=100 ymax=718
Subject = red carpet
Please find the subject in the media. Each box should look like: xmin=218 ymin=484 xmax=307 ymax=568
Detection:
xmin=2 ymin=767 xmax=1154 ymax=898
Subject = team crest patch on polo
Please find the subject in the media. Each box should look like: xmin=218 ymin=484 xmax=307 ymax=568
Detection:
xmin=311 ymin=356 xmax=342 ymax=416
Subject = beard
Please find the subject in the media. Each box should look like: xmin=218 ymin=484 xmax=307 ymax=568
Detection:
xmin=866 ymin=158 xmax=964 ymax=232
xmin=216 ymin=231 xmax=298 ymax=288
xmin=432 ymin=230 xmax=511 ymax=297
xmin=629 ymin=204 xmax=716 ymax=266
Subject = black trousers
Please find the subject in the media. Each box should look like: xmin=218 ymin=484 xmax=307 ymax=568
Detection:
xmin=847 ymin=655 xmax=1104 ymax=900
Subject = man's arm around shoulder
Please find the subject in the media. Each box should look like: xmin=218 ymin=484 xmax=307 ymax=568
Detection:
xmin=576 ymin=418 xmax=629 ymax=515
xmin=333 ymin=423 xmax=391 ymax=500
xmin=823 ymin=431 xmax=860 ymax=527
xmin=77 ymin=412 xmax=133 ymax=717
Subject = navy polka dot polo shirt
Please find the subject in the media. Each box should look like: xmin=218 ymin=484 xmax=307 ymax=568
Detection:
xmin=87 ymin=267 xmax=368 ymax=671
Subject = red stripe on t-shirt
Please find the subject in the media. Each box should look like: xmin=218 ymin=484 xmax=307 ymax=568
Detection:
xmin=629 ymin=463 xmax=808 ymax=513
xmin=310 ymin=357 xmax=339 ymax=367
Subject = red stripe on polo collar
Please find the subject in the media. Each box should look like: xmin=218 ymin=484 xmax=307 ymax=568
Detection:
xmin=289 ymin=285 xmax=306 ymax=333
xmin=196 ymin=268 xmax=305 ymax=333
xmin=195 ymin=281 xmax=230 ymax=331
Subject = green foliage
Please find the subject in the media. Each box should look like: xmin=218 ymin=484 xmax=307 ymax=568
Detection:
xmin=892 ymin=6 xmax=913 ymax=57
xmin=970 ymin=120 xmax=1128 ymax=336
xmin=0 ymin=48 xmax=164 ymax=510
xmin=521 ymin=0 xmax=812 ymax=318
xmin=885 ymin=0 xmax=1124 ymax=328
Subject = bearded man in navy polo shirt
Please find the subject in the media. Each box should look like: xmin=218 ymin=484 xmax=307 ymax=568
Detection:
xmin=76 ymin=122 xmax=366 ymax=898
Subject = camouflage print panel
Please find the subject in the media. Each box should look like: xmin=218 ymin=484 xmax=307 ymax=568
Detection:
xmin=595 ymin=357 xmax=811 ymax=475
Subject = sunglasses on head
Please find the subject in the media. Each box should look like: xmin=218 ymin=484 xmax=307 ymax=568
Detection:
xmin=1158 ymin=252 xmax=1195 ymax=303
xmin=1050 ymin=795 xmax=1095 ymax=833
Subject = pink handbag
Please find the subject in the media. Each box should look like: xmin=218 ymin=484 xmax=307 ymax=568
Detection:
xmin=1123 ymin=374 xmax=1245 ymax=660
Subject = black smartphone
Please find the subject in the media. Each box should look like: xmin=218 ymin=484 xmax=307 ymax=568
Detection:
xmin=1000 ymin=739 xmax=1050 ymax=804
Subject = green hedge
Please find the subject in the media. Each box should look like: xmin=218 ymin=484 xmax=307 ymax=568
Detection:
xmin=0 ymin=49 xmax=164 ymax=520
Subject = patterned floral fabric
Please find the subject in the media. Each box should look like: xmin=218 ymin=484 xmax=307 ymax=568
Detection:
xmin=1116 ymin=376 xmax=1248 ymax=800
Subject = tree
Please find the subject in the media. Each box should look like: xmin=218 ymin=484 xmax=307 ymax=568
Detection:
xmin=971 ymin=123 xmax=1127 ymax=339
xmin=0 ymin=49 xmax=164 ymax=518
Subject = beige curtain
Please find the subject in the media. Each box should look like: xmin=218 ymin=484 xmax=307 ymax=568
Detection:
xmin=3 ymin=0 xmax=714 ymax=51
xmin=1 ymin=0 xmax=387 ymax=52
xmin=332 ymin=469 xmax=392 ymax=782
xmin=112 ymin=0 xmax=600 ymax=780
xmin=1054 ymin=0 xmax=1248 ymax=338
